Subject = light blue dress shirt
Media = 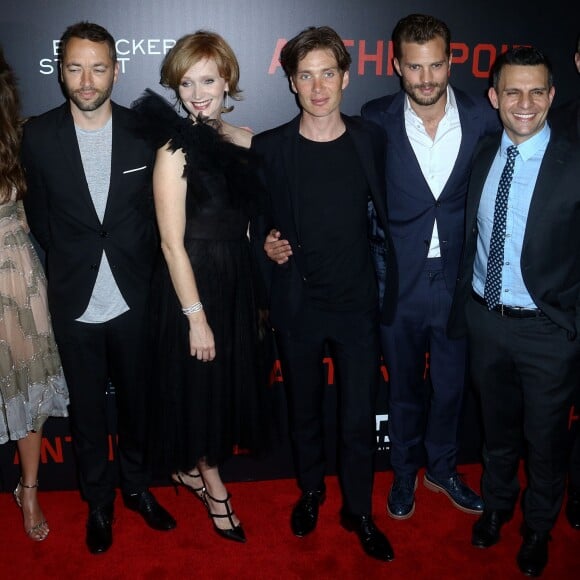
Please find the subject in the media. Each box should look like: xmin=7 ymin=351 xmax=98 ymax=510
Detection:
xmin=472 ymin=123 xmax=551 ymax=308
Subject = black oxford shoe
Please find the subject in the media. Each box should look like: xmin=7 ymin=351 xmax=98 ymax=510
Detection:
xmin=291 ymin=489 xmax=325 ymax=537
xmin=341 ymin=512 xmax=394 ymax=562
xmin=565 ymin=487 xmax=580 ymax=530
xmin=472 ymin=509 xmax=512 ymax=548
xmin=516 ymin=524 xmax=550 ymax=577
xmin=86 ymin=503 xmax=114 ymax=554
xmin=123 ymin=490 xmax=176 ymax=531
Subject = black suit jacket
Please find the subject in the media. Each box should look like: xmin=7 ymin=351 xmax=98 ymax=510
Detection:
xmin=21 ymin=102 xmax=158 ymax=324
xmin=250 ymin=114 xmax=397 ymax=332
xmin=549 ymin=96 xmax=580 ymax=142
xmin=449 ymin=131 xmax=580 ymax=339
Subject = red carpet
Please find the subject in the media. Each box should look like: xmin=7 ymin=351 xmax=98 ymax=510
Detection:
xmin=0 ymin=464 xmax=577 ymax=579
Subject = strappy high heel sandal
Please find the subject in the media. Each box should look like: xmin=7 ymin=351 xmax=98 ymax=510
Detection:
xmin=13 ymin=478 xmax=49 ymax=541
xmin=171 ymin=470 xmax=207 ymax=505
xmin=203 ymin=489 xmax=246 ymax=543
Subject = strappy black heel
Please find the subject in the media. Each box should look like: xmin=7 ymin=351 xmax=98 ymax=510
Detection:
xmin=171 ymin=471 xmax=207 ymax=505
xmin=203 ymin=489 xmax=246 ymax=543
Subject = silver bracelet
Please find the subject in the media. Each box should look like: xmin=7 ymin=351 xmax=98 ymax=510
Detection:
xmin=182 ymin=301 xmax=203 ymax=315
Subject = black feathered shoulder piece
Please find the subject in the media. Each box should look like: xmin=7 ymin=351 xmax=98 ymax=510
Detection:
xmin=132 ymin=89 xmax=264 ymax=213
xmin=131 ymin=89 xmax=256 ymax=178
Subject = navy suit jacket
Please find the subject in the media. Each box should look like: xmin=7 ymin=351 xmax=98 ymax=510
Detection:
xmin=21 ymin=102 xmax=158 ymax=324
xmin=361 ymin=87 xmax=500 ymax=316
xmin=448 ymin=132 xmax=580 ymax=339
xmin=250 ymin=114 xmax=397 ymax=331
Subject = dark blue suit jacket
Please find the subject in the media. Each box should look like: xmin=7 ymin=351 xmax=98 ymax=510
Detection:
xmin=361 ymin=87 xmax=500 ymax=318
xmin=250 ymin=114 xmax=397 ymax=331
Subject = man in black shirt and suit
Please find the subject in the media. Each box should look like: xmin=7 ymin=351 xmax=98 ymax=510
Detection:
xmin=252 ymin=26 xmax=396 ymax=562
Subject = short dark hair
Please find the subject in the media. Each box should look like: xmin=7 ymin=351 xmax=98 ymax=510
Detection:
xmin=391 ymin=14 xmax=451 ymax=61
xmin=60 ymin=21 xmax=117 ymax=63
xmin=280 ymin=26 xmax=351 ymax=78
xmin=576 ymin=33 xmax=580 ymax=54
xmin=491 ymin=46 xmax=553 ymax=89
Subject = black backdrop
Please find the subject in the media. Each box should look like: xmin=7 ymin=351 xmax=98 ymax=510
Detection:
xmin=0 ymin=0 xmax=576 ymax=490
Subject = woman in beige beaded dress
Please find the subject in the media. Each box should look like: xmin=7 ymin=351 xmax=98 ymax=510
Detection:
xmin=0 ymin=47 xmax=69 ymax=541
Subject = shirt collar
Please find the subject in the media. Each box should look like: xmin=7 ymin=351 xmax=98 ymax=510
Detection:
xmin=501 ymin=122 xmax=551 ymax=162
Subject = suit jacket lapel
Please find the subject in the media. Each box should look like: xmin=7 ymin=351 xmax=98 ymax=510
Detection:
xmin=56 ymin=106 xmax=100 ymax=221
xmin=104 ymin=103 xmax=123 ymax=223
xmin=344 ymin=116 xmax=380 ymax=196
xmin=522 ymin=137 xmax=569 ymax=252
xmin=467 ymin=137 xmax=499 ymax=232
xmin=282 ymin=116 xmax=302 ymax=239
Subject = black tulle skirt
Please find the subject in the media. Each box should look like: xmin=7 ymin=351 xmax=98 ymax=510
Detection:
xmin=149 ymin=236 xmax=267 ymax=473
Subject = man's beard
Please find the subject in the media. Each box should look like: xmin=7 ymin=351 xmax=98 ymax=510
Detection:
xmin=404 ymin=80 xmax=447 ymax=107
xmin=67 ymin=84 xmax=113 ymax=112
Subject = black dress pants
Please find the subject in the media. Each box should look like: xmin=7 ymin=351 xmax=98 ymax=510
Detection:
xmin=53 ymin=308 xmax=152 ymax=509
xmin=275 ymin=304 xmax=380 ymax=516
xmin=466 ymin=296 xmax=580 ymax=531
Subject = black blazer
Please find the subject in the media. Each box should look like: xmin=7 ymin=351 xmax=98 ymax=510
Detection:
xmin=21 ymin=102 xmax=158 ymax=323
xmin=549 ymin=96 xmax=580 ymax=142
xmin=250 ymin=114 xmax=397 ymax=332
xmin=449 ymin=132 xmax=580 ymax=339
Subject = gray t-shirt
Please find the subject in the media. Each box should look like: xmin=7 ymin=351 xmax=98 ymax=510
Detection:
xmin=75 ymin=117 xmax=129 ymax=323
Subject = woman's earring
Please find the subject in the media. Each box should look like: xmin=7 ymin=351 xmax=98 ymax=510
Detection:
xmin=223 ymin=90 xmax=234 ymax=113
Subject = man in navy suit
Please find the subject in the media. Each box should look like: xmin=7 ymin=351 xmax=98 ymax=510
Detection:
xmin=252 ymin=26 xmax=396 ymax=562
xmin=361 ymin=14 xmax=499 ymax=520
xmin=21 ymin=22 xmax=175 ymax=554
xmin=449 ymin=46 xmax=580 ymax=577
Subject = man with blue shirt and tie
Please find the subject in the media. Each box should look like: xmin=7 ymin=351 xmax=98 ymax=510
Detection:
xmin=449 ymin=47 xmax=580 ymax=577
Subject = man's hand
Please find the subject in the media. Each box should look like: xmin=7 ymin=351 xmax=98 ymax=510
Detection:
xmin=264 ymin=229 xmax=293 ymax=264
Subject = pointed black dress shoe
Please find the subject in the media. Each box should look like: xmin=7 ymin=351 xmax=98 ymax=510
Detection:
xmin=86 ymin=503 xmax=114 ymax=554
xmin=123 ymin=490 xmax=176 ymax=531
xmin=565 ymin=487 xmax=580 ymax=530
xmin=340 ymin=512 xmax=394 ymax=562
xmin=472 ymin=509 xmax=512 ymax=548
xmin=516 ymin=524 xmax=550 ymax=577
xmin=291 ymin=489 xmax=325 ymax=537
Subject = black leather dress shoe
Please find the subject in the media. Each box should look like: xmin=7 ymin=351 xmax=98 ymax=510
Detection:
xmin=86 ymin=503 xmax=114 ymax=554
xmin=516 ymin=525 xmax=550 ymax=577
xmin=291 ymin=490 xmax=325 ymax=537
xmin=123 ymin=490 xmax=176 ymax=531
xmin=340 ymin=513 xmax=394 ymax=562
xmin=472 ymin=509 xmax=512 ymax=548
xmin=565 ymin=487 xmax=580 ymax=530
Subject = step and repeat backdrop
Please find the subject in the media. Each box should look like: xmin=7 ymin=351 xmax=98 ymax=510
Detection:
xmin=0 ymin=0 xmax=576 ymax=490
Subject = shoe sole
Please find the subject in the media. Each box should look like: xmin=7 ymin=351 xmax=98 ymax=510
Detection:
xmin=423 ymin=474 xmax=483 ymax=515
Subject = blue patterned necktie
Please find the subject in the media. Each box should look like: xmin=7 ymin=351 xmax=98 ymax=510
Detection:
xmin=484 ymin=145 xmax=519 ymax=309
